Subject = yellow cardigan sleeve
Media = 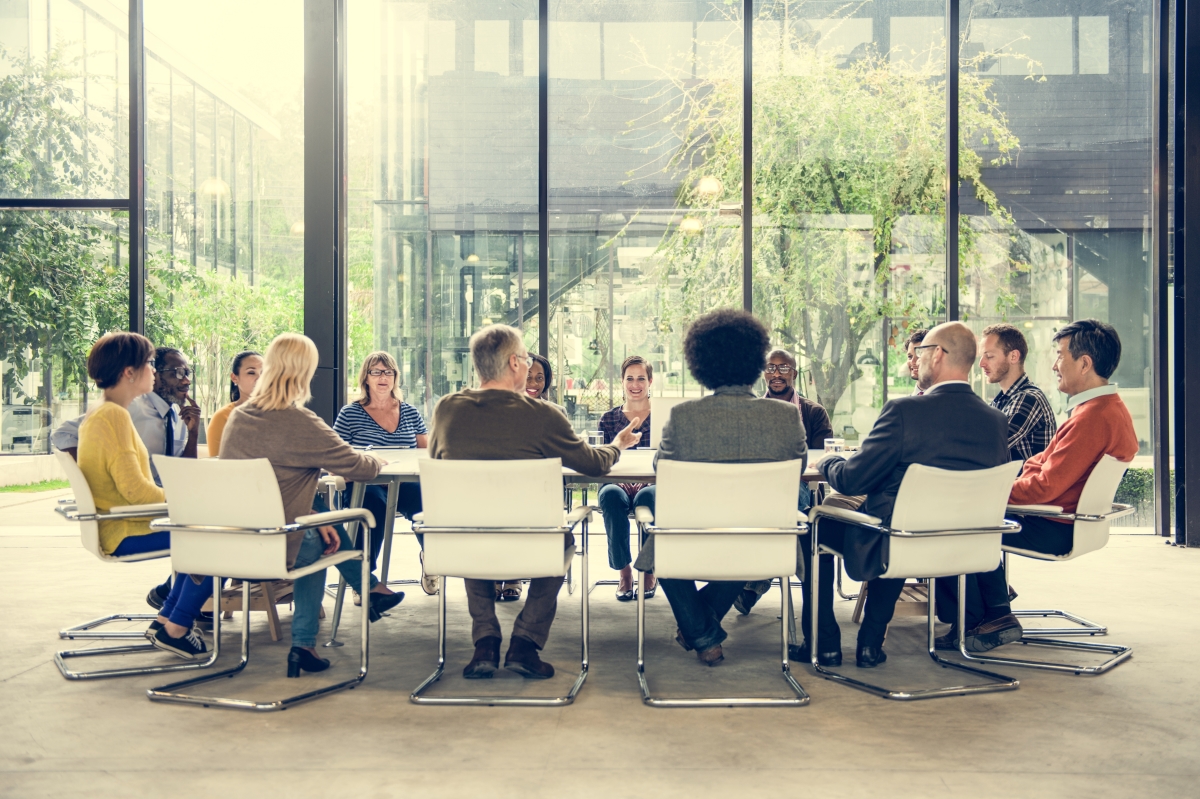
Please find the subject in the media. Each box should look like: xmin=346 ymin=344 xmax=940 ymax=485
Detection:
xmin=102 ymin=412 xmax=165 ymax=507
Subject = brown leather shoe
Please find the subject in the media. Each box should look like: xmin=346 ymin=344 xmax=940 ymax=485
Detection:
xmin=504 ymin=636 xmax=554 ymax=679
xmin=462 ymin=636 xmax=501 ymax=679
xmin=696 ymin=643 xmax=724 ymax=666
xmin=965 ymin=613 xmax=1024 ymax=653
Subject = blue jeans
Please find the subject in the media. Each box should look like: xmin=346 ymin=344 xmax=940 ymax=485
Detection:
xmin=290 ymin=525 xmax=379 ymax=649
xmin=111 ymin=530 xmax=170 ymax=556
xmin=160 ymin=572 xmax=216 ymax=628
xmin=659 ymin=579 xmax=746 ymax=652
xmin=598 ymin=483 xmax=656 ymax=570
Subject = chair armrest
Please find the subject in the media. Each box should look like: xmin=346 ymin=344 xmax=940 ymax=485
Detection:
xmin=1006 ymin=504 xmax=1066 ymax=518
xmin=411 ymin=512 xmax=424 ymax=524
xmin=634 ymin=506 xmax=655 ymax=525
xmin=565 ymin=505 xmax=598 ymax=526
xmin=109 ymin=503 xmax=170 ymax=515
xmin=295 ymin=508 xmax=376 ymax=529
xmin=319 ymin=474 xmax=346 ymax=492
xmin=809 ymin=505 xmax=883 ymax=528
xmin=798 ymin=510 xmax=810 ymax=524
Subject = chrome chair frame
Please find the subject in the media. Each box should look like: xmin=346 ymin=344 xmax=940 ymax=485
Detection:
xmin=323 ymin=474 xmax=421 ymax=648
xmin=408 ymin=506 xmax=594 ymax=707
xmin=53 ymin=502 xmax=225 ymax=681
xmin=809 ymin=508 xmax=1021 ymax=701
xmin=954 ymin=503 xmax=1135 ymax=676
xmin=144 ymin=510 xmax=373 ymax=711
xmin=634 ymin=507 xmax=810 ymax=708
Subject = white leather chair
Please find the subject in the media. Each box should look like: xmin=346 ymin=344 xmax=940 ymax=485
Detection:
xmin=958 ymin=454 xmax=1134 ymax=676
xmin=410 ymin=458 xmax=593 ymax=706
xmin=633 ymin=459 xmax=810 ymax=708
xmin=809 ymin=461 xmax=1023 ymax=701
xmin=52 ymin=450 xmax=220 ymax=680
xmin=146 ymin=456 xmax=375 ymax=711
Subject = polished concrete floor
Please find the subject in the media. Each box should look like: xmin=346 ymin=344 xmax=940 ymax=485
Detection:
xmin=2 ymin=488 xmax=1198 ymax=798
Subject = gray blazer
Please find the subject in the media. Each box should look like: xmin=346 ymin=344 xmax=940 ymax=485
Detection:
xmin=634 ymin=385 xmax=808 ymax=572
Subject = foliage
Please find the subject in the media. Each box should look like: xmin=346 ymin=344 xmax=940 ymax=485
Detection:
xmin=641 ymin=5 xmax=1026 ymax=413
xmin=0 ymin=478 xmax=70 ymax=493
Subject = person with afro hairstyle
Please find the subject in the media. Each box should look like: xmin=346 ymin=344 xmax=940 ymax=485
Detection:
xmin=632 ymin=309 xmax=808 ymax=666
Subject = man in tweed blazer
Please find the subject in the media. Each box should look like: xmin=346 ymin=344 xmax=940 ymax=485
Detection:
xmin=634 ymin=310 xmax=807 ymax=665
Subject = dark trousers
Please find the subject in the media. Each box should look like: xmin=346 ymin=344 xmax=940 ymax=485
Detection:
xmin=797 ymin=530 xmax=842 ymax=650
xmin=658 ymin=578 xmax=745 ymax=652
xmin=348 ymin=482 xmax=423 ymax=571
xmin=805 ymin=517 xmax=912 ymax=648
xmin=937 ymin=514 xmax=1075 ymax=630
xmin=465 ymin=576 xmax=563 ymax=648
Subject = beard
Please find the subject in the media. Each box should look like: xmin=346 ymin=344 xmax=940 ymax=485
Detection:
xmin=989 ymin=361 xmax=1012 ymax=384
xmin=767 ymin=380 xmax=791 ymax=397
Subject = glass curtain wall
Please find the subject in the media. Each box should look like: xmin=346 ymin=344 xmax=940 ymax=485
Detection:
xmin=960 ymin=0 xmax=1156 ymax=526
xmin=752 ymin=1 xmax=948 ymax=444
xmin=548 ymin=1 xmax=743 ymax=428
xmin=0 ymin=0 xmax=129 ymax=452
xmin=142 ymin=0 xmax=303 ymax=433
xmin=349 ymin=0 xmax=539 ymax=418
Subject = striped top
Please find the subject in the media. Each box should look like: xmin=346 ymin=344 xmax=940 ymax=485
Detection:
xmin=333 ymin=401 xmax=428 ymax=449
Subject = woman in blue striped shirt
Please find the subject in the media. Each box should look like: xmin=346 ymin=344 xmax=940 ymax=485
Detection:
xmin=333 ymin=352 xmax=430 ymax=594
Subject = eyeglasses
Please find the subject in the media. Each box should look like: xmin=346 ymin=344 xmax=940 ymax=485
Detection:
xmin=145 ymin=359 xmax=157 ymax=372
xmin=515 ymin=353 xmax=534 ymax=367
xmin=163 ymin=367 xmax=193 ymax=380
xmin=367 ymin=369 xmax=397 ymax=378
xmin=764 ymin=364 xmax=794 ymax=375
xmin=913 ymin=344 xmax=947 ymax=356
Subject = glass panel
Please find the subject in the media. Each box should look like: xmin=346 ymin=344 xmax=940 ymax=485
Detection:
xmin=348 ymin=0 xmax=539 ymax=420
xmin=0 ymin=210 xmax=129 ymax=453
xmin=753 ymin=1 xmax=947 ymax=443
xmin=549 ymin=1 xmax=743 ymax=433
xmin=961 ymin=1 xmax=1155 ymax=528
xmin=143 ymin=1 xmax=303 ymax=439
xmin=0 ymin=0 xmax=128 ymax=198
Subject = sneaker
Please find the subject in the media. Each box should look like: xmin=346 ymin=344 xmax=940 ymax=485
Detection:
xmin=145 ymin=576 xmax=172 ymax=611
xmin=965 ymin=613 xmax=1024 ymax=653
xmin=419 ymin=552 xmax=439 ymax=596
xmin=934 ymin=625 xmax=960 ymax=651
xmin=152 ymin=625 xmax=209 ymax=660
xmin=733 ymin=589 xmax=760 ymax=616
xmin=145 ymin=620 xmax=164 ymax=641
xmin=352 ymin=590 xmax=362 ymax=607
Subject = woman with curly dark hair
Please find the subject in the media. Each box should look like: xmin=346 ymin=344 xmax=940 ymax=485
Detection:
xmin=633 ymin=309 xmax=808 ymax=665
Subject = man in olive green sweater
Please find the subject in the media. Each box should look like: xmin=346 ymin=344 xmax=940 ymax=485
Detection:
xmin=429 ymin=324 xmax=642 ymax=679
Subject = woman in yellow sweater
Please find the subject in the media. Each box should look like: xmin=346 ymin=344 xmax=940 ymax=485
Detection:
xmin=205 ymin=350 xmax=262 ymax=457
xmin=77 ymin=332 xmax=213 ymax=661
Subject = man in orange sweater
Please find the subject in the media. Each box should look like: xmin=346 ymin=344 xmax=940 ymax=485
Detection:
xmin=942 ymin=319 xmax=1138 ymax=652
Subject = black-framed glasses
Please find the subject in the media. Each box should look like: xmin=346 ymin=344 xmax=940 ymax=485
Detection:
xmin=764 ymin=364 xmax=794 ymax=375
xmin=913 ymin=344 xmax=947 ymax=356
xmin=145 ymin=359 xmax=157 ymax=372
xmin=367 ymin=369 xmax=397 ymax=378
xmin=163 ymin=367 xmax=193 ymax=380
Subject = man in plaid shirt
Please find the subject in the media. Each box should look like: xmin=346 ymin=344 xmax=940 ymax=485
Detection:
xmin=979 ymin=324 xmax=1058 ymax=462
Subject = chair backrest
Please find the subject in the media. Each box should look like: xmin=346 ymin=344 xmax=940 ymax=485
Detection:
xmin=890 ymin=461 xmax=1023 ymax=532
xmin=1076 ymin=454 xmax=1130 ymax=517
xmin=655 ymin=459 xmax=804 ymax=529
xmin=417 ymin=458 xmax=563 ymax=528
xmin=154 ymin=456 xmax=292 ymax=579
xmin=417 ymin=459 xmax=572 ymax=580
xmin=1069 ymin=454 xmax=1130 ymax=557
xmin=154 ymin=455 xmax=286 ymax=529
xmin=652 ymin=459 xmax=804 ymax=581
xmin=648 ymin=396 xmax=689 ymax=450
xmin=883 ymin=461 xmax=1022 ymax=580
xmin=56 ymin=449 xmax=102 ymax=558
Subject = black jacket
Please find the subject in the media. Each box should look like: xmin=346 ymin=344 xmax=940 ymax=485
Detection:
xmin=818 ymin=382 xmax=1009 ymax=526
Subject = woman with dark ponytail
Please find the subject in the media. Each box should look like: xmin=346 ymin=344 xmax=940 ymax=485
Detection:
xmin=205 ymin=350 xmax=263 ymax=457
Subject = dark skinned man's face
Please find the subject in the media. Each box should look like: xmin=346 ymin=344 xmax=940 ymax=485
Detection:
xmin=155 ymin=351 xmax=192 ymax=406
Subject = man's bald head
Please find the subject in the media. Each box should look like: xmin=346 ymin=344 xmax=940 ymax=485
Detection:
xmin=916 ymin=321 xmax=976 ymax=387
xmin=925 ymin=322 xmax=977 ymax=371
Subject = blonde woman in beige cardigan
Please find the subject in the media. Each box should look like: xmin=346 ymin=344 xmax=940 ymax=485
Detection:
xmin=221 ymin=333 xmax=404 ymax=678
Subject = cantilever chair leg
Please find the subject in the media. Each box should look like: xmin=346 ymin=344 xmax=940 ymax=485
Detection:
xmin=637 ymin=573 xmax=809 ymax=708
xmin=835 ymin=557 xmax=860 ymax=600
xmin=60 ymin=612 xmax=161 ymax=640
xmin=1003 ymin=555 xmax=1108 ymax=637
xmin=410 ymin=520 xmax=591 ymax=706
xmin=809 ymin=554 xmax=1020 ymax=701
xmin=148 ymin=556 xmax=372 ymax=711
xmin=56 ymin=582 xmax=222 ymax=681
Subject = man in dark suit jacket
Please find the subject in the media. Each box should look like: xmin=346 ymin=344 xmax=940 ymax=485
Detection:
xmin=810 ymin=321 xmax=1009 ymax=668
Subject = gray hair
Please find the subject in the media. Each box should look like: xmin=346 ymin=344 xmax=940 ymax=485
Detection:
xmin=470 ymin=324 xmax=524 ymax=383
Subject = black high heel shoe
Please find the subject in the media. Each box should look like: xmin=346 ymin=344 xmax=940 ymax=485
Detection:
xmin=287 ymin=646 xmax=331 ymax=678
xmin=367 ymin=591 xmax=405 ymax=622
